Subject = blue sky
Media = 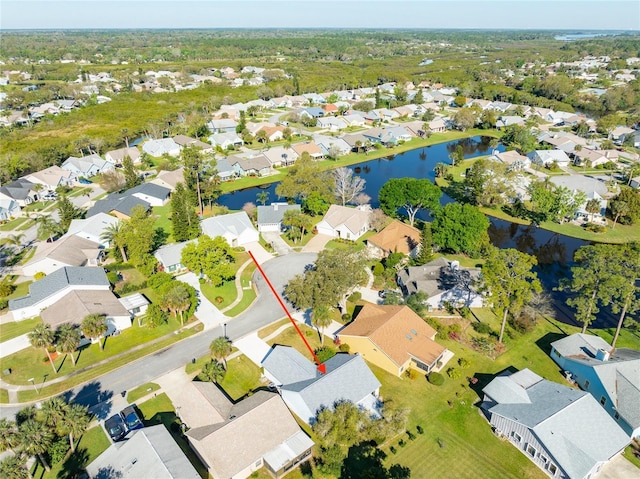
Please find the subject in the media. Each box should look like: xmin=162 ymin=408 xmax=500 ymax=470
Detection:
xmin=1 ymin=1 xmax=638 ymax=30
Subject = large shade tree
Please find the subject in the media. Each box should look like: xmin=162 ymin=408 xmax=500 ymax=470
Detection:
xmin=181 ymin=235 xmax=236 ymax=286
xmin=378 ymin=178 xmax=441 ymax=226
xmin=480 ymin=247 xmax=542 ymax=343
xmin=431 ymin=203 xmax=490 ymax=258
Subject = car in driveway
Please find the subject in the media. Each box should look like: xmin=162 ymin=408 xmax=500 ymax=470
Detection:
xmin=120 ymin=404 xmax=144 ymax=432
xmin=104 ymin=414 xmax=127 ymax=442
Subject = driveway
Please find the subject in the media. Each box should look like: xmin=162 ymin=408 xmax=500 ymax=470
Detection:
xmin=234 ymin=333 xmax=272 ymax=365
xmin=177 ymin=272 xmax=227 ymax=330
xmin=261 ymin=231 xmax=293 ymax=255
xmin=302 ymin=233 xmax=333 ymax=253
xmin=595 ymin=455 xmax=639 ymax=479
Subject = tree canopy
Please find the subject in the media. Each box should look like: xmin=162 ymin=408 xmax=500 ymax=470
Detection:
xmin=275 ymin=155 xmax=333 ymax=201
xmin=181 ymin=235 xmax=236 ymax=286
xmin=431 ymin=203 xmax=490 ymax=257
xmin=378 ymin=178 xmax=441 ymax=226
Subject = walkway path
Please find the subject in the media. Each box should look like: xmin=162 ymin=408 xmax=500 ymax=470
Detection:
xmin=177 ymin=272 xmax=228 ymax=330
xmin=219 ymin=259 xmax=253 ymax=314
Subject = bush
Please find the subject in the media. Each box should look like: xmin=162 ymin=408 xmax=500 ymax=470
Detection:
xmin=510 ymin=310 xmax=538 ymax=334
xmin=405 ymin=368 xmax=420 ymax=380
xmin=472 ymin=336 xmax=497 ymax=355
xmin=585 ymin=223 xmax=606 ymax=233
xmin=341 ymin=313 xmax=351 ymax=322
xmin=443 ymin=301 xmax=455 ymax=314
xmin=447 ymin=367 xmax=462 ymax=379
xmin=147 ymin=271 xmax=174 ymax=289
xmin=48 ymin=437 xmax=70 ymax=465
xmin=106 ymin=271 xmax=120 ymax=285
xmin=116 ymin=281 xmax=148 ymax=294
xmin=472 ymin=321 xmax=492 ymax=334
xmin=458 ymin=357 xmax=471 ymax=369
xmin=103 ymin=262 xmax=134 ymax=271
xmin=390 ymin=446 xmax=397 ymax=454
xmin=0 ymin=299 xmax=8 ymax=310
xmin=458 ymin=306 xmax=471 ymax=319
xmin=372 ymin=262 xmax=384 ymax=276
xmin=146 ymin=304 xmax=169 ymax=328
xmin=314 ymin=346 xmax=336 ymax=363
xmin=427 ymin=372 xmax=445 ymax=386
xmin=338 ymin=343 xmax=351 ymax=353
xmin=34 ymin=272 xmax=46 ymax=281
xmin=347 ymin=291 xmax=362 ymax=303
xmin=416 ymin=425 xmax=424 ymax=434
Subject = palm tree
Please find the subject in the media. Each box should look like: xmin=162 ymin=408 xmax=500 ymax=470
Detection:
xmin=28 ymin=323 xmax=57 ymax=375
xmin=39 ymin=397 xmax=69 ymax=430
xmin=209 ymin=336 xmax=233 ymax=369
xmin=60 ymin=403 xmax=90 ymax=453
xmin=434 ymin=162 xmax=449 ymax=178
xmin=0 ymin=455 xmax=30 ymax=479
xmin=256 ymin=191 xmax=270 ymax=206
xmin=81 ymin=313 xmax=108 ymax=351
xmin=0 ymin=233 xmax=25 ymax=251
xmin=34 ymin=215 xmax=62 ymax=242
xmin=99 ymin=221 xmax=127 ymax=262
xmin=56 ymin=324 xmax=81 ymax=366
xmin=199 ymin=359 xmax=226 ymax=383
xmin=585 ymin=198 xmax=601 ymax=223
xmin=311 ymin=305 xmax=333 ymax=346
xmin=0 ymin=418 xmax=19 ymax=453
xmin=162 ymin=285 xmax=191 ymax=326
xmin=18 ymin=419 xmax=53 ymax=473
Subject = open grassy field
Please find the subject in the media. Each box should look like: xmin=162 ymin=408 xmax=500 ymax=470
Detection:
xmin=0 ymin=316 xmax=41 ymax=342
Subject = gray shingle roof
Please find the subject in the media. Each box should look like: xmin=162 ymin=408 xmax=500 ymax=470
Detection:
xmin=551 ymin=333 xmax=611 ymax=359
xmin=201 ymin=212 xmax=255 ymax=239
xmin=87 ymin=192 xmax=150 ymax=218
xmin=153 ymin=241 xmax=192 ymax=268
xmin=0 ymin=179 xmax=35 ymax=201
xmin=262 ymin=346 xmax=317 ymax=385
xmin=257 ymin=203 xmax=300 ymax=226
xmin=127 ymin=182 xmax=171 ymax=200
xmin=9 ymin=266 xmax=109 ymax=310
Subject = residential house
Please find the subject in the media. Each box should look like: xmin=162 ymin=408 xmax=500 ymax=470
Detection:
xmin=0 ymin=179 xmax=40 ymax=206
xmin=342 ymin=114 xmax=366 ymax=127
xmin=495 ymin=116 xmax=525 ymax=129
xmin=172 ymin=135 xmax=213 ymax=153
xmin=262 ymin=146 xmax=298 ymax=167
xmin=41 ymin=289 xmax=131 ymax=336
xmin=299 ymin=107 xmax=325 ymax=119
xmin=201 ymin=211 xmax=259 ymax=247
xmin=630 ymin=176 xmax=640 ymax=189
xmin=9 ymin=266 xmax=111 ymax=320
xmin=291 ymin=141 xmax=324 ymax=160
xmin=128 ymin=183 xmax=171 ymax=207
xmin=150 ymin=167 xmax=185 ymax=192
xmin=154 ymin=241 xmax=193 ymax=273
xmin=573 ymin=149 xmax=617 ymax=168
xmin=338 ymin=304 xmax=448 ymax=377
xmin=262 ymin=346 xmax=382 ymax=424
xmin=493 ymin=150 xmax=531 ymax=171
xmin=488 ymin=101 xmax=513 ymax=113
xmin=620 ymin=130 xmax=640 ymax=148
xmin=22 ymin=235 xmax=104 ymax=277
xmin=372 ymin=108 xmax=400 ymax=122
xmin=229 ymin=154 xmax=273 ymax=177
xmin=87 ymin=192 xmax=151 ymax=219
xmin=481 ymin=368 xmax=629 ymax=479
xmin=550 ymin=333 xmax=640 ymax=438
xmin=317 ymin=117 xmax=348 ymax=132
xmin=366 ymin=219 xmax=421 ymax=259
xmin=257 ymin=203 xmax=301 ymax=232
xmin=23 ymin=165 xmax=74 ymax=191
xmin=207 ymin=132 xmax=243 ymax=150
xmin=342 ymin=133 xmax=370 ymax=153
xmin=322 ymin=103 xmax=339 ymax=115
xmin=213 ymin=157 xmax=238 ymax=181
xmin=397 ymin=257 xmax=483 ymax=309
xmin=528 ymin=150 xmax=571 ymax=168
xmin=207 ymin=118 xmax=239 ymax=134
xmin=316 ymin=204 xmax=370 ymax=241
xmin=259 ymin=125 xmax=285 ymax=143
xmin=86 ymin=425 xmax=200 ymax=479
xmin=142 ymin=138 xmax=181 ymax=158
xmin=105 ymin=146 xmax=141 ymax=165
xmin=313 ymin=136 xmax=351 ymax=157
xmin=548 ymin=175 xmax=610 ymax=201
xmin=184 ymin=385 xmax=313 ymax=479
xmin=302 ymin=93 xmax=326 ymax=105
xmin=118 ymin=293 xmax=150 ymax=318
xmin=0 ymin=198 xmax=20 ymax=221
xmin=362 ymin=126 xmax=411 ymax=146
xmin=62 ymin=154 xmax=114 ymax=179
xmin=611 ymin=126 xmax=635 ymax=142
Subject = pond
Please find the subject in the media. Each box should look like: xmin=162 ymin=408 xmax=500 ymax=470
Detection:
xmin=217 ymin=136 xmax=601 ymax=327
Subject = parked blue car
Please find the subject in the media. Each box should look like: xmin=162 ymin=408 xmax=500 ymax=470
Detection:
xmin=104 ymin=414 xmax=126 ymax=442
xmin=120 ymin=404 xmax=144 ymax=432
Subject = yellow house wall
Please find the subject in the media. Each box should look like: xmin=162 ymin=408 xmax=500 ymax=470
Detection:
xmin=340 ymin=335 xmax=406 ymax=377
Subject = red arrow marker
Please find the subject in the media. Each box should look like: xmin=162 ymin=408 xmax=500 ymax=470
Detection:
xmin=249 ymin=251 xmax=326 ymax=375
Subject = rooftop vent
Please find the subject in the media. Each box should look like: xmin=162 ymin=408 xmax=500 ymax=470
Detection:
xmin=406 ymin=334 xmax=412 ymax=340
xmin=411 ymin=329 xmax=418 ymax=336
xmin=595 ymin=349 xmax=610 ymax=362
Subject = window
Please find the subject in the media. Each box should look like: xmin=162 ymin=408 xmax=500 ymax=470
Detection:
xmin=548 ymin=463 xmax=557 ymax=475
xmin=614 ymin=411 xmax=620 ymax=420
xmin=512 ymin=432 xmax=522 ymax=443
xmin=539 ymin=455 xmax=548 ymax=464
xmin=584 ymin=380 xmax=590 ymax=390
xmin=526 ymin=444 xmax=537 ymax=457
xmin=600 ymin=396 xmax=607 ymax=406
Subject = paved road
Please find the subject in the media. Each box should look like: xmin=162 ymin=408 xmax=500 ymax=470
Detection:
xmin=0 ymin=253 xmax=317 ymax=420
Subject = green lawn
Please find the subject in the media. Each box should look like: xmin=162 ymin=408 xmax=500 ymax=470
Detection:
xmin=127 ymin=382 xmax=161 ymax=403
xmin=153 ymin=204 xmax=174 ymax=243
xmin=186 ymin=354 xmax=263 ymax=401
xmin=137 ymin=393 xmax=210 ymax=479
xmin=224 ymin=263 xmax=258 ymax=317
xmin=16 ymin=219 xmax=36 ymax=231
xmin=0 ymin=217 xmax=29 ymax=231
xmin=257 ymin=318 xmax=290 ymax=339
xmin=0 ymin=316 xmax=42 ymax=342
xmin=0 ymin=389 xmax=8 ymax=402
xmin=264 ymin=312 xmax=640 ymax=479
xmin=30 ymin=425 xmax=111 ymax=479
xmin=266 ymin=322 xmax=325 ymax=358
xmin=199 ymin=252 xmax=250 ymax=309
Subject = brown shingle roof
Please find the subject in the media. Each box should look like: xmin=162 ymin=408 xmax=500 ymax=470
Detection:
xmin=367 ymin=220 xmax=421 ymax=255
xmin=340 ymin=304 xmax=445 ymax=368
xmin=291 ymin=142 xmax=323 ymax=157
xmin=41 ymin=290 xmax=129 ymax=328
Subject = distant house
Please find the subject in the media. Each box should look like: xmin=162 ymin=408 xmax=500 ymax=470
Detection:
xmin=62 ymin=154 xmax=114 ymax=178
xmin=550 ymin=333 xmax=640 ymax=438
xmin=316 ymin=204 xmax=370 ymax=241
xmin=528 ymin=150 xmax=571 ymax=168
xmin=291 ymin=141 xmax=324 ymax=160
xmin=481 ymin=368 xmax=629 ymax=479
xmin=184 ymin=386 xmax=313 ymax=479
xmin=172 ymin=135 xmax=213 ymax=153
xmin=201 ymin=211 xmax=259 ymax=247
xmin=262 ymin=146 xmax=298 ymax=167
xmin=207 ymin=118 xmax=239 ymax=134
xmin=86 ymin=425 xmax=200 ymax=479
xmin=0 ymin=179 xmax=40 ymax=206
xmin=213 ymin=157 xmax=237 ymax=181
xmin=9 ymin=266 xmax=111 ymax=320
xmin=572 ymin=149 xmax=615 ymax=168
xmin=493 ymin=150 xmax=531 ymax=171
xmin=257 ymin=203 xmax=301 ymax=232
xmin=142 ymin=138 xmax=181 ymax=158
xmin=342 ymin=114 xmax=366 ymax=127
xmin=105 ymin=146 xmax=141 ymax=165
xmin=259 ymin=125 xmax=285 ymax=143
xmin=366 ymin=219 xmax=421 ymax=259
xmin=317 ymin=116 xmax=348 ymax=131
xmin=23 ymin=165 xmax=74 ymax=190
xmin=150 ymin=167 xmax=185 ymax=192
xmin=495 ymin=116 xmax=525 ymax=128
xmin=630 ymin=176 xmax=640 ymax=189
xmin=41 ymin=289 xmax=131 ymax=336
xmin=207 ymin=132 xmax=243 ymax=150
xmin=87 ymin=193 xmax=150 ymax=219
xmin=128 ymin=183 xmax=171 ymax=207
xmin=0 ymin=198 xmax=20 ymax=221
xmin=362 ymin=126 xmax=411 ymax=146
xmin=397 ymin=257 xmax=483 ymax=309
xmin=22 ymin=235 xmax=104 ymax=277
xmin=262 ymin=346 xmax=382 ymax=424
xmin=229 ymin=154 xmax=273 ymax=177
xmin=154 ymin=241 xmax=193 ymax=273
xmin=574 ymin=191 xmax=608 ymax=222
xmin=299 ymin=106 xmax=325 ymax=119
xmin=339 ymin=304 xmax=448 ymax=377
xmin=313 ymin=136 xmax=351 ymax=157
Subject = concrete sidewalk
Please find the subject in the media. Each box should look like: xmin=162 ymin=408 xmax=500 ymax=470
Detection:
xmin=234 ymin=333 xmax=272 ymax=365
xmin=177 ymin=272 xmax=228 ymax=330
xmin=245 ymin=241 xmax=274 ymax=264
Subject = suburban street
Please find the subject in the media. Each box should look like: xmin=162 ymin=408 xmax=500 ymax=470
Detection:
xmin=0 ymin=252 xmax=317 ymax=420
